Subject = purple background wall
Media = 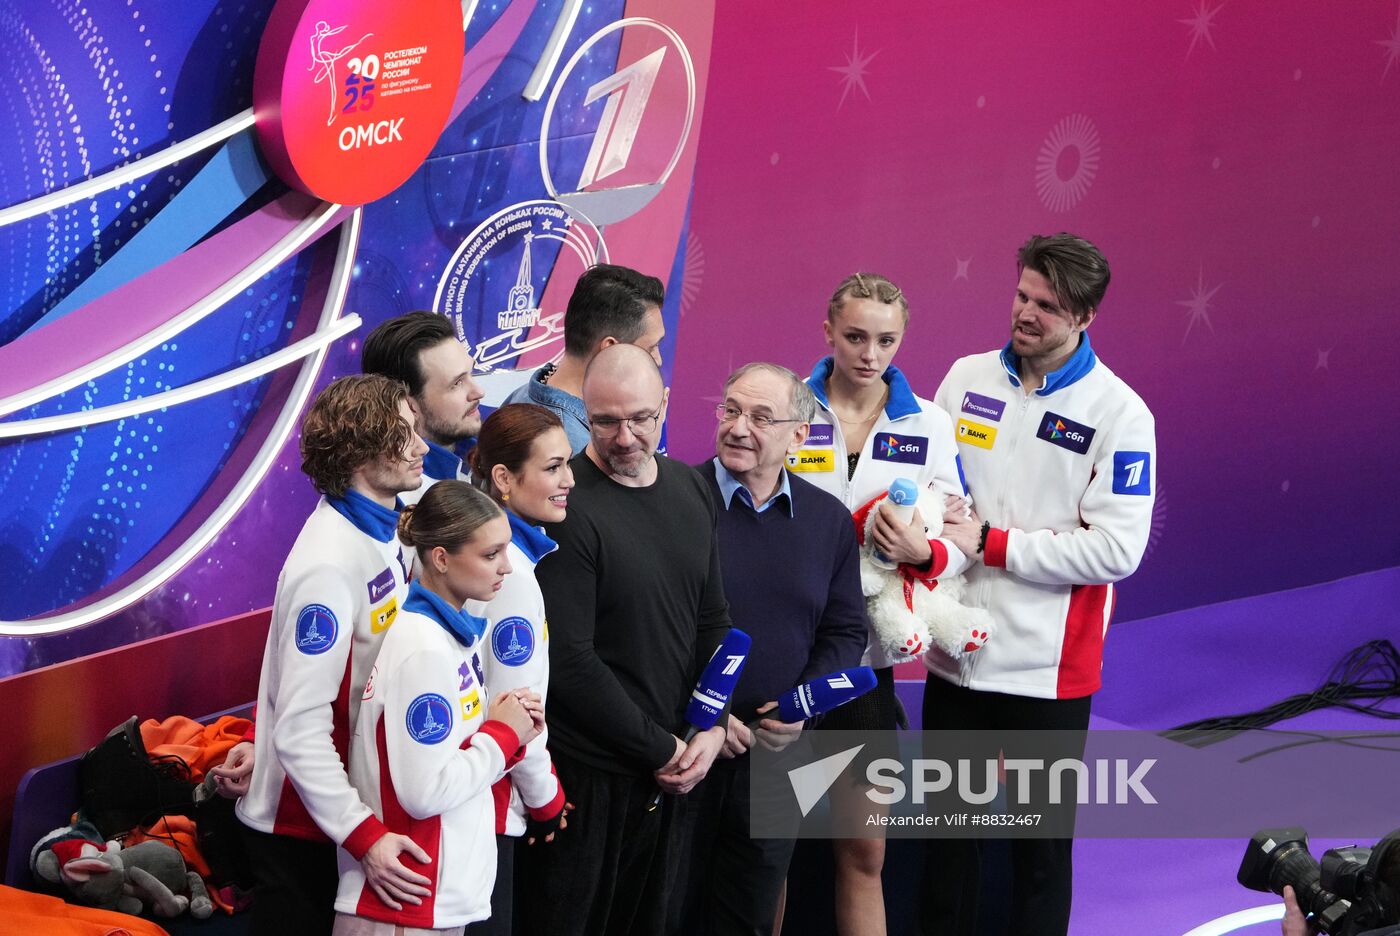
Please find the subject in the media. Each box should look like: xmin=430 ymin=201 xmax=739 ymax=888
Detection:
xmin=4 ymin=0 xmax=1399 ymax=673
xmin=668 ymin=0 xmax=1400 ymax=623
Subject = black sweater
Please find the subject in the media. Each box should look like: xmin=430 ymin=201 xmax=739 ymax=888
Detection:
xmin=696 ymin=461 xmax=868 ymax=722
xmin=537 ymin=453 xmax=732 ymax=775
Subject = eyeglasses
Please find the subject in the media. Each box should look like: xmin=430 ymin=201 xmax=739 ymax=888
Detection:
xmin=589 ymin=407 xmax=663 ymax=438
xmin=715 ymin=403 xmax=801 ymax=431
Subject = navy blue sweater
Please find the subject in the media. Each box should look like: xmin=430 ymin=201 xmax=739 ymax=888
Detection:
xmin=697 ymin=461 xmax=868 ymax=722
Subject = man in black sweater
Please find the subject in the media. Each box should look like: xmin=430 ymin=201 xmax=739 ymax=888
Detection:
xmin=521 ymin=342 xmax=732 ymax=936
xmin=673 ymin=362 xmax=868 ymax=935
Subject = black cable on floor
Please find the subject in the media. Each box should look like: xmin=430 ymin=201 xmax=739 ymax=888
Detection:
xmin=1163 ymin=639 xmax=1400 ymax=748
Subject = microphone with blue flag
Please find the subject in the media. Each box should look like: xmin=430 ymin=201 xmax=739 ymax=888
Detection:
xmin=746 ymin=666 xmax=879 ymax=731
xmin=649 ymin=628 xmax=751 ymax=809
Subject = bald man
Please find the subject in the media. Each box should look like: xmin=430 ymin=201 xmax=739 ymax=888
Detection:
xmin=520 ymin=344 xmax=733 ymax=935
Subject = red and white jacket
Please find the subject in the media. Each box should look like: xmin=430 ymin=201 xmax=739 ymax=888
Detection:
xmin=466 ymin=512 xmax=565 ymax=837
xmin=236 ymin=492 xmax=406 ymax=860
xmin=336 ymin=582 xmax=523 ymax=928
xmin=927 ymin=337 xmax=1157 ymax=699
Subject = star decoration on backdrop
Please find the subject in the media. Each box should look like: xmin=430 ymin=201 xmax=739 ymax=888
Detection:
xmin=954 ymin=258 xmax=971 ymax=281
xmin=1377 ymin=3 xmax=1400 ymax=81
xmin=680 ymin=231 xmax=705 ymax=319
xmin=701 ymin=351 xmax=739 ymax=405
xmin=829 ymin=30 xmax=879 ymax=109
xmin=1179 ymin=0 xmax=1224 ymax=58
xmin=1177 ymin=266 xmax=1222 ymax=344
xmin=1145 ymin=484 xmax=1168 ymax=560
xmin=1315 ymin=348 xmax=1331 ymax=370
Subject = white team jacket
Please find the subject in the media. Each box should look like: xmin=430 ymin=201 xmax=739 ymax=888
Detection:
xmin=800 ymin=359 xmax=969 ymax=669
xmin=336 ymin=582 xmax=523 ymax=928
xmin=466 ymin=512 xmax=565 ymax=837
xmin=926 ymin=337 xmax=1157 ymax=699
xmin=237 ymin=493 xmax=406 ymax=860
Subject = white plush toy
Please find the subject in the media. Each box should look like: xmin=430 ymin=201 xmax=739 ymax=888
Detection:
xmin=852 ymin=486 xmax=995 ymax=662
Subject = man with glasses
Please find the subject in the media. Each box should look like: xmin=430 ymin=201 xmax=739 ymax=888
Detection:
xmin=503 ymin=263 xmax=668 ymax=454
xmin=521 ymin=343 xmax=733 ymax=935
xmin=670 ymin=362 xmax=867 ymax=934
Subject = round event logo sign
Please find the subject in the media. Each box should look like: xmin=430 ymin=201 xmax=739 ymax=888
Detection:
xmin=539 ymin=18 xmax=696 ymax=226
xmin=433 ymin=199 xmax=607 ymax=378
xmin=253 ymin=0 xmax=463 ymax=206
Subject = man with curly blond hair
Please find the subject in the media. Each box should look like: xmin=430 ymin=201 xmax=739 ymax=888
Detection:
xmin=234 ymin=374 xmax=434 ymax=936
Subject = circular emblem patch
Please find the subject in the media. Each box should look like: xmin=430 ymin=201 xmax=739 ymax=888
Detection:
xmin=490 ymin=616 xmax=535 ymax=667
xmin=406 ymin=693 xmax=453 ymax=745
xmin=294 ymin=604 xmax=337 ymax=655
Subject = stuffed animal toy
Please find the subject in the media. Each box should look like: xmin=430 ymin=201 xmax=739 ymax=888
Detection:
xmin=31 ymin=826 xmax=213 ymax=920
xmin=852 ymin=486 xmax=995 ymax=662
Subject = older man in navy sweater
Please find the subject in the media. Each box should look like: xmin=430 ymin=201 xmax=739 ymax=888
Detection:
xmin=674 ymin=362 xmax=868 ymax=935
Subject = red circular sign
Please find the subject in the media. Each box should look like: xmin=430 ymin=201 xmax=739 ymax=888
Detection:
xmin=253 ymin=0 xmax=463 ymax=206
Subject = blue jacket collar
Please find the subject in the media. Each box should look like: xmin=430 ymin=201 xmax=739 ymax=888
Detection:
xmin=806 ymin=358 xmax=921 ymax=421
xmin=507 ymin=510 xmax=557 ymax=564
xmin=422 ymin=439 xmax=463 ymax=481
xmin=328 ymin=488 xmax=399 ymax=543
xmin=711 ymin=457 xmax=794 ymax=516
xmin=527 ymin=367 xmax=589 ymax=423
xmin=403 ymin=580 xmax=488 ymax=647
xmin=999 ymin=333 xmax=1097 ymax=396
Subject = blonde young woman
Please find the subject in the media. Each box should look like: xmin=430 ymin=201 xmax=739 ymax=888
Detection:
xmin=797 ymin=273 xmax=967 ymax=935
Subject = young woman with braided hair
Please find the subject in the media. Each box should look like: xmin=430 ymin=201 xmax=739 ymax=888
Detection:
xmin=798 ymin=273 xmax=969 ymax=935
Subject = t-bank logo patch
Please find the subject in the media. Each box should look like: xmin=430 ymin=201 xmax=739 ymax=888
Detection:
xmin=805 ymin=424 xmax=834 ymax=447
xmin=874 ymin=434 xmax=927 ymax=465
xmin=1037 ymin=413 xmax=1095 ymax=455
xmin=459 ymin=688 xmax=481 ymax=721
xmin=955 ymin=419 xmax=997 ymax=450
xmin=788 ymin=449 xmax=835 ymax=473
xmin=370 ymin=597 xmax=397 ymax=634
xmin=960 ymin=392 xmax=1006 ymax=423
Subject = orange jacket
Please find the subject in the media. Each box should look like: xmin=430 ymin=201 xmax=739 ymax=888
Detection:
xmin=0 ymin=884 xmax=171 ymax=935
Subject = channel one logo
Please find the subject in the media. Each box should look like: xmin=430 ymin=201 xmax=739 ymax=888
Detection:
xmin=749 ymin=729 xmax=1400 ymax=840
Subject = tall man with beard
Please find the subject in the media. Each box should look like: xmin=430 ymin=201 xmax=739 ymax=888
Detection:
xmin=519 ymin=343 xmax=732 ymax=935
xmin=924 ymin=233 xmax=1157 ymax=936
xmin=362 ymin=311 xmax=486 ymax=497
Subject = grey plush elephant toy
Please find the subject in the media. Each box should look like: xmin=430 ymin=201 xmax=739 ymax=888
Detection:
xmin=31 ymin=832 xmax=214 ymax=920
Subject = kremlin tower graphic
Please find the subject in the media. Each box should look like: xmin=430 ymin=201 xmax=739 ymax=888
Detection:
xmin=498 ymin=233 xmax=540 ymax=330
